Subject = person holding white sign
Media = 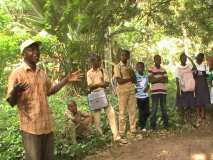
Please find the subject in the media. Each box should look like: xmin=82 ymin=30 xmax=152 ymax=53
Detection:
xmin=87 ymin=54 xmax=127 ymax=144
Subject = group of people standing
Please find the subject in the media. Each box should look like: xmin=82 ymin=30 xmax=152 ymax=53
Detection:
xmin=84 ymin=50 xmax=169 ymax=144
xmin=176 ymin=53 xmax=212 ymax=126
xmin=84 ymin=49 xmax=213 ymax=143
xmin=6 ymin=39 xmax=213 ymax=160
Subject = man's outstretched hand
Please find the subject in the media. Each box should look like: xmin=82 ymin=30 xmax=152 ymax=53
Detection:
xmin=66 ymin=70 xmax=83 ymax=82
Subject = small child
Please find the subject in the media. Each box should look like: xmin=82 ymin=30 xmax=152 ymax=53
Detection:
xmin=135 ymin=62 xmax=150 ymax=131
xmin=65 ymin=100 xmax=93 ymax=139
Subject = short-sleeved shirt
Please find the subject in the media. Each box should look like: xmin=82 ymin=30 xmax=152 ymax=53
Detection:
xmin=135 ymin=72 xmax=149 ymax=99
xmin=114 ymin=61 xmax=135 ymax=93
xmin=6 ymin=62 xmax=53 ymax=135
xmin=87 ymin=68 xmax=109 ymax=91
xmin=148 ymin=66 xmax=168 ymax=95
xmin=196 ymin=63 xmax=206 ymax=72
xmin=196 ymin=63 xmax=208 ymax=76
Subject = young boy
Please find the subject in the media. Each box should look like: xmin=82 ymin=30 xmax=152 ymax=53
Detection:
xmin=87 ymin=54 xmax=127 ymax=144
xmin=148 ymin=55 xmax=169 ymax=130
xmin=114 ymin=50 xmax=137 ymax=137
xmin=65 ymin=100 xmax=93 ymax=138
xmin=135 ymin=62 xmax=150 ymax=131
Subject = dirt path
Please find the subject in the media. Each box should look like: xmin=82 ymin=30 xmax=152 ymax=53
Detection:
xmin=85 ymin=124 xmax=213 ymax=160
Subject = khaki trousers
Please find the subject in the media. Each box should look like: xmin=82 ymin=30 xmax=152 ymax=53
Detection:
xmin=92 ymin=105 xmax=119 ymax=140
xmin=117 ymin=89 xmax=137 ymax=135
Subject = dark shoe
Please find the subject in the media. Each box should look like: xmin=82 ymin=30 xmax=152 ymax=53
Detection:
xmin=164 ymin=124 xmax=169 ymax=130
xmin=151 ymin=126 xmax=156 ymax=130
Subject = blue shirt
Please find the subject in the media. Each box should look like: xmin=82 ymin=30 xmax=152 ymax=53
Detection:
xmin=135 ymin=72 xmax=149 ymax=99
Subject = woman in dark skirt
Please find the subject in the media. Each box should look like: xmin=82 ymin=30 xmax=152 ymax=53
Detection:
xmin=175 ymin=53 xmax=197 ymax=124
xmin=195 ymin=53 xmax=210 ymax=126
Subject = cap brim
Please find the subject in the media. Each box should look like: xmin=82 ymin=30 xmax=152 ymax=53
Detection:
xmin=25 ymin=41 xmax=42 ymax=50
xmin=22 ymin=41 xmax=42 ymax=53
xmin=30 ymin=41 xmax=42 ymax=47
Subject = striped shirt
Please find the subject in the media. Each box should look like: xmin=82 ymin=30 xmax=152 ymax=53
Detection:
xmin=148 ymin=66 xmax=168 ymax=94
xmin=135 ymin=73 xmax=149 ymax=99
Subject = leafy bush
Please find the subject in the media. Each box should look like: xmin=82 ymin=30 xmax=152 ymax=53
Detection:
xmin=0 ymin=89 xmax=112 ymax=160
xmin=0 ymin=79 xmax=184 ymax=160
xmin=0 ymin=103 xmax=24 ymax=160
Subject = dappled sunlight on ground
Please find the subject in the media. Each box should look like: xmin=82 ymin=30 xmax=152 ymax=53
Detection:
xmin=86 ymin=134 xmax=213 ymax=160
xmin=191 ymin=153 xmax=207 ymax=160
xmin=191 ymin=153 xmax=213 ymax=160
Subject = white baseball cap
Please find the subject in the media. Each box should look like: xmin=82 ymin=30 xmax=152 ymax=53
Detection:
xmin=20 ymin=39 xmax=41 ymax=54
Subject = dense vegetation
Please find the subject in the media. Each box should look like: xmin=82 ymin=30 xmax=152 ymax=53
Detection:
xmin=0 ymin=0 xmax=212 ymax=159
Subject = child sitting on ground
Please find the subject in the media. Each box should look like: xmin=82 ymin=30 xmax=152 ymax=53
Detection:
xmin=65 ymin=100 xmax=93 ymax=140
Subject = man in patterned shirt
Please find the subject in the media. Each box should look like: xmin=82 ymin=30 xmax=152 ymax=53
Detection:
xmin=6 ymin=39 xmax=81 ymax=160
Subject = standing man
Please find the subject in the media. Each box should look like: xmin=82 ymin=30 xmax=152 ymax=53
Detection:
xmin=87 ymin=54 xmax=127 ymax=144
xmin=6 ymin=39 xmax=81 ymax=160
xmin=148 ymin=55 xmax=169 ymax=130
xmin=114 ymin=50 xmax=137 ymax=137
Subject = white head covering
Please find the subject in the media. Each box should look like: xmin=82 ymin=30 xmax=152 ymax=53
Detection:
xmin=20 ymin=39 xmax=41 ymax=54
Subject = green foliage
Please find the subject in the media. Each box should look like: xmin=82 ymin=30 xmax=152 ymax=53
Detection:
xmin=0 ymin=34 xmax=28 ymax=97
xmin=0 ymin=103 xmax=24 ymax=160
xmin=0 ymin=0 xmax=213 ymax=159
xmin=0 ymin=90 xmax=113 ymax=160
xmin=1 ymin=0 xmax=213 ymax=97
xmin=0 ymin=0 xmax=139 ymax=79
xmin=0 ymin=9 xmax=11 ymax=31
xmin=0 ymin=80 xmax=187 ymax=160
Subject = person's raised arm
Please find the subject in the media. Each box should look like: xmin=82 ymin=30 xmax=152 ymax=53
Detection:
xmin=48 ymin=71 xmax=81 ymax=96
xmin=187 ymin=56 xmax=197 ymax=70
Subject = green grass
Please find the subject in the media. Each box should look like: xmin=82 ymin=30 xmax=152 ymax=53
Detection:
xmin=0 ymin=80 xmax=187 ymax=160
xmin=0 ymin=89 xmax=113 ymax=160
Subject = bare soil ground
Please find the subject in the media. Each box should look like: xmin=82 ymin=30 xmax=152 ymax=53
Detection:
xmin=86 ymin=118 xmax=213 ymax=160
